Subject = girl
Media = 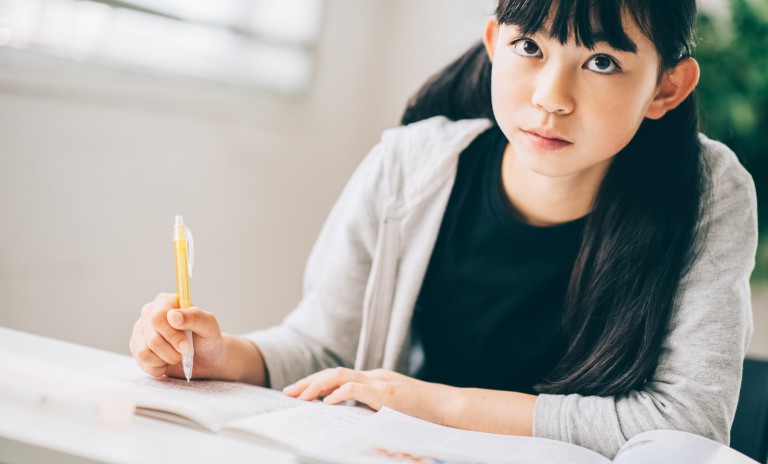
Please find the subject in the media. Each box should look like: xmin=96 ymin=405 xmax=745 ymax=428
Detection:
xmin=129 ymin=0 xmax=757 ymax=458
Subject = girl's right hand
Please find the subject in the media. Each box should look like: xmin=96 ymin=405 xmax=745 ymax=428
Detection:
xmin=129 ymin=293 xmax=226 ymax=380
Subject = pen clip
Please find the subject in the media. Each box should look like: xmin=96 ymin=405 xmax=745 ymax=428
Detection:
xmin=186 ymin=227 xmax=194 ymax=278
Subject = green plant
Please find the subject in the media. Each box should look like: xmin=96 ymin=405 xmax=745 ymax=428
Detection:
xmin=695 ymin=0 xmax=768 ymax=281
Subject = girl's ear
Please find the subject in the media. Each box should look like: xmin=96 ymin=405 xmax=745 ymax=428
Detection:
xmin=483 ymin=19 xmax=499 ymax=62
xmin=645 ymin=58 xmax=700 ymax=120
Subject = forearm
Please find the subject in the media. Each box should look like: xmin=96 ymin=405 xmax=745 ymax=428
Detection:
xmin=445 ymin=387 xmax=537 ymax=436
xmin=218 ymin=334 xmax=270 ymax=386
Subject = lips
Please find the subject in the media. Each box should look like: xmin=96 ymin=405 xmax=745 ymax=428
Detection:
xmin=522 ymin=128 xmax=573 ymax=150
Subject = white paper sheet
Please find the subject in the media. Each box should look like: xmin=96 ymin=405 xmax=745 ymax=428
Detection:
xmin=302 ymin=407 xmax=610 ymax=464
xmin=226 ymin=401 xmax=374 ymax=450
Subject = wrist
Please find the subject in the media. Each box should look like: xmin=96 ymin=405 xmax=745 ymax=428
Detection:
xmin=215 ymin=334 xmax=239 ymax=381
xmin=439 ymin=387 xmax=537 ymax=436
xmin=437 ymin=383 xmax=466 ymax=428
xmin=221 ymin=334 xmax=268 ymax=386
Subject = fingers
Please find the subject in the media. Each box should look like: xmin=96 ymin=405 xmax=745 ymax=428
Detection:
xmin=130 ymin=293 xmax=188 ymax=374
xmin=143 ymin=318 xmax=182 ymax=365
xmin=130 ymin=320 xmax=169 ymax=377
xmin=322 ymin=382 xmax=379 ymax=409
xmin=283 ymin=367 xmax=364 ymax=401
xmin=283 ymin=368 xmax=404 ymax=412
xmin=166 ymin=307 xmax=221 ymax=339
xmin=146 ymin=294 xmax=189 ymax=358
xmin=281 ymin=371 xmax=322 ymax=397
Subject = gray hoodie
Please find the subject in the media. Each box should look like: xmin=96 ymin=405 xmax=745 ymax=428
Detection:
xmin=244 ymin=116 xmax=757 ymax=458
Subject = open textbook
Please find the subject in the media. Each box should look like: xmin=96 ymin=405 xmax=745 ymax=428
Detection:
xmin=96 ymin=362 xmax=374 ymax=452
xmin=96 ymin=363 xmax=757 ymax=464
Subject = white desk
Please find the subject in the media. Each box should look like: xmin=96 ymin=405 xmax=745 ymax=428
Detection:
xmin=0 ymin=327 xmax=299 ymax=464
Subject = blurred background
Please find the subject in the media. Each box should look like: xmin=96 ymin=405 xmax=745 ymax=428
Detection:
xmin=0 ymin=0 xmax=765 ymax=359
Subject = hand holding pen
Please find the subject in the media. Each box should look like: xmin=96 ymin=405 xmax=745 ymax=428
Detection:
xmin=129 ymin=292 xmax=269 ymax=384
xmin=128 ymin=217 xmax=227 ymax=381
xmin=129 ymin=217 xmax=272 ymax=385
xmin=129 ymin=293 xmax=224 ymax=380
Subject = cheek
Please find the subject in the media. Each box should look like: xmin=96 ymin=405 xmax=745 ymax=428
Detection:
xmin=587 ymin=92 xmax=649 ymax=153
xmin=490 ymin=62 xmax=529 ymax=124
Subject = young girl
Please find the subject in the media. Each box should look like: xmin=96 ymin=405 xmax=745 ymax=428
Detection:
xmin=129 ymin=0 xmax=757 ymax=458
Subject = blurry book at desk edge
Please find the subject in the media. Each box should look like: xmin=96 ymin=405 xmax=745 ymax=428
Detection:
xmin=0 ymin=350 xmax=136 ymax=423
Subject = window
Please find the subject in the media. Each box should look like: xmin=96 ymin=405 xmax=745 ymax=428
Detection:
xmin=0 ymin=0 xmax=324 ymax=95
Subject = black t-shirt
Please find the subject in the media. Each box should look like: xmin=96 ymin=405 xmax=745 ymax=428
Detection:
xmin=412 ymin=126 xmax=586 ymax=394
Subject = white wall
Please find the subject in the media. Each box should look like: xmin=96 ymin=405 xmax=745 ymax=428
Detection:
xmin=0 ymin=0 xmax=491 ymax=354
xmin=1 ymin=0 xmax=766 ymax=360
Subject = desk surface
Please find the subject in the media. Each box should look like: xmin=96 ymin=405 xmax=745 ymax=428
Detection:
xmin=0 ymin=327 xmax=298 ymax=464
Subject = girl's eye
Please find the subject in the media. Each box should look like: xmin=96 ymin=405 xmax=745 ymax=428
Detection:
xmin=586 ymin=54 xmax=621 ymax=74
xmin=512 ymin=39 xmax=542 ymax=58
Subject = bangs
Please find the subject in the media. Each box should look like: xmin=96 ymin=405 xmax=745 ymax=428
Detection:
xmin=495 ymin=0 xmax=651 ymax=53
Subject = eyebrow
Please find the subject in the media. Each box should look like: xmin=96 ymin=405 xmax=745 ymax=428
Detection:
xmin=587 ymin=31 xmax=638 ymax=54
xmin=508 ymin=23 xmax=640 ymax=54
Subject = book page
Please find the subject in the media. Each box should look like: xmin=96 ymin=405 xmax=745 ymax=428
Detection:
xmin=614 ymin=429 xmax=758 ymax=464
xmin=95 ymin=361 xmax=305 ymax=431
xmin=224 ymin=402 xmax=374 ymax=451
xmin=301 ymin=407 xmax=610 ymax=464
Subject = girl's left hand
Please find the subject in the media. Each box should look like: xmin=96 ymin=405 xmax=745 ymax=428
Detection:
xmin=282 ymin=368 xmax=458 ymax=426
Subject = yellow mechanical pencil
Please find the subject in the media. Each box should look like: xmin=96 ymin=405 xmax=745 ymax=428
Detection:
xmin=173 ymin=215 xmax=194 ymax=382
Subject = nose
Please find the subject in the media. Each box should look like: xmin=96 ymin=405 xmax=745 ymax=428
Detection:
xmin=531 ymin=62 xmax=575 ymax=115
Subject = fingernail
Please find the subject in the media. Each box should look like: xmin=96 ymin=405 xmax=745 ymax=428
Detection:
xmin=168 ymin=310 xmax=183 ymax=326
xmin=179 ymin=340 xmax=191 ymax=355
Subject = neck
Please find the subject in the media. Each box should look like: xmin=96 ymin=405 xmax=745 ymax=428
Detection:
xmin=500 ymin=144 xmax=611 ymax=227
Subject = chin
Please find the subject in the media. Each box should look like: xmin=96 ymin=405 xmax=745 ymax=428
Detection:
xmin=526 ymin=165 xmax=581 ymax=178
xmin=514 ymin=149 xmax=579 ymax=178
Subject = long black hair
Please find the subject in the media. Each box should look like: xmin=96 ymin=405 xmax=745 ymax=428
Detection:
xmin=403 ymin=0 xmax=711 ymax=397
